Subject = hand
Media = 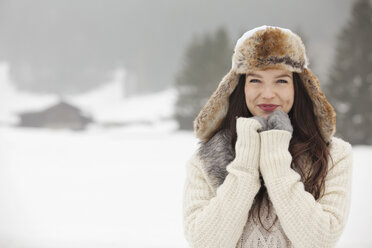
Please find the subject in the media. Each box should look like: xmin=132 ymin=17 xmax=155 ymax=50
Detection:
xmin=266 ymin=109 xmax=293 ymax=134
xmin=235 ymin=115 xmax=268 ymax=132
xmin=251 ymin=115 xmax=268 ymax=132
xmin=234 ymin=116 xmax=262 ymax=176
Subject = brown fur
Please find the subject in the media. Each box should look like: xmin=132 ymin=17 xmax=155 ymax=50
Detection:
xmin=194 ymin=26 xmax=335 ymax=144
xmin=193 ymin=69 xmax=240 ymax=142
xmin=299 ymin=68 xmax=336 ymax=140
xmin=233 ymin=27 xmax=307 ymax=74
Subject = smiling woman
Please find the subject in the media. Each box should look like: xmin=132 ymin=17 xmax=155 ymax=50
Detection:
xmin=182 ymin=25 xmax=353 ymax=248
xmin=244 ymin=69 xmax=294 ymax=118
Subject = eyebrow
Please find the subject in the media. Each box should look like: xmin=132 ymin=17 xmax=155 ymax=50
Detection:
xmin=247 ymin=73 xmax=291 ymax=78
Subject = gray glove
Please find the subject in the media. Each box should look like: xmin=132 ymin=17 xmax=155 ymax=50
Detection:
xmin=251 ymin=115 xmax=268 ymax=133
xmin=234 ymin=115 xmax=268 ymax=132
xmin=266 ymin=109 xmax=293 ymax=134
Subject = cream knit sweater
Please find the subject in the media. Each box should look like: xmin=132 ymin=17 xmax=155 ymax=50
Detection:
xmin=182 ymin=118 xmax=353 ymax=248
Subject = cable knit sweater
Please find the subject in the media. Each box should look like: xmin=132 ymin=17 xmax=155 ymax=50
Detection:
xmin=182 ymin=118 xmax=353 ymax=248
xmin=239 ymin=192 xmax=291 ymax=247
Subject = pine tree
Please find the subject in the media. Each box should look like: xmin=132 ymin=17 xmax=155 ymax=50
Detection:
xmin=173 ymin=27 xmax=231 ymax=130
xmin=325 ymin=0 xmax=372 ymax=145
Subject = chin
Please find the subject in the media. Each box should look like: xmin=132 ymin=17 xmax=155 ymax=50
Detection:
xmin=254 ymin=113 xmax=269 ymax=118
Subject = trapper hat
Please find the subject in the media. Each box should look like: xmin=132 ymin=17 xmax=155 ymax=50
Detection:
xmin=193 ymin=25 xmax=336 ymax=143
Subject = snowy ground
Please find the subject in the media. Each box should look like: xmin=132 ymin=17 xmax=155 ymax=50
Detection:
xmin=0 ymin=124 xmax=371 ymax=248
xmin=0 ymin=122 xmax=195 ymax=248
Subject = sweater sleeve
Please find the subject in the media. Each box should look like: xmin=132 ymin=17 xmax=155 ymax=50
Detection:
xmin=259 ymin=130 xmax=353 ymax=248
xmin=182 ymin=118 xmax=262 ymax=248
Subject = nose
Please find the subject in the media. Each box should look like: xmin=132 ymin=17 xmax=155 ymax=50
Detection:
xmin=261 ymin=85 xmax=275 ymax=99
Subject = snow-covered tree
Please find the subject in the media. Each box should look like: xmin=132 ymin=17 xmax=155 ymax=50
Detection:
xmin=325 ymin=0 xmax=372 ymax=145
xmin=173 ymin=27 xmax=231 ymax=130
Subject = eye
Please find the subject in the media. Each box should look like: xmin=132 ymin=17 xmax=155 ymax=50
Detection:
xmin=278 ymin=79 xmax=288 ymax=83
xmin=249 ymin=79 xmax=260 ymax=83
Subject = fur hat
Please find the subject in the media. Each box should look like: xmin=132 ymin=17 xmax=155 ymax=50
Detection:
xmin=193 ymin=25 xmax=336 ymax=143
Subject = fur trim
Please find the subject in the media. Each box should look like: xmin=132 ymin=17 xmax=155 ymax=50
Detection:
xmin=197 ymin=128 xmax=307 ymax=188
xmin=300 ymin=68 xmax=336 ymax=140
xmin=193 ymin=25 xmax=336 ymax=144
xmin=193 ymin=69 xmax=240 ymax=142
xmin=196 ymin=128 xmax=234 ymax=187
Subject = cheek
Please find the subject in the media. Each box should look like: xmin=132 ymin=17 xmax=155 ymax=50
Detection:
xmin=285 ymin=87 xmax=295 ymax=107
xmin=244 ymin=88 xmax=257 ymax=112
xmin=245 ymin=85 xmax=258 ymax=99
xmin=244 ymin=89 xmax=256 ymax=105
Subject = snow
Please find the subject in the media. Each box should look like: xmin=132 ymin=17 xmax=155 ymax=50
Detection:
xmin=0 ymin=63 xmax=58 ymax=125
xmin=0 ymin=125 xmax=195 ymax=248
xmin=0 ymin=125 xmax=371 ymax=248
xmin=337 ymin=145 xmax=372 ymax=248
xmin=0 ymin=62 xmax=177 ymax=126
xmin=66 ymin=74 xmax=177 ymax=124
xmin=0 ymin=62 xmax=371 ymax=247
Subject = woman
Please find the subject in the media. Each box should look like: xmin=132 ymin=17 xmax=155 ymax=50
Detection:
xmin=182 ymin=25 xmax=353 ymax=248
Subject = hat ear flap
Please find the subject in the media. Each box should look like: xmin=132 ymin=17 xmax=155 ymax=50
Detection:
xmin=194 ymin=69 xmax=241 ymax=142
xmin=299 ymin=68 xmax=336 ymax=143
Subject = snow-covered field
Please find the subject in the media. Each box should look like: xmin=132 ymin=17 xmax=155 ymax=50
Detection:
xmin=0 ymin=124 xmax=371 ymax=248
xmin=0 ymin=63 xmax=371 ymax=247
xmin=0 ymin=123 xmax=195 ymax=248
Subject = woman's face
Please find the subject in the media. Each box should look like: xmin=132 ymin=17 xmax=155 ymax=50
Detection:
xmin=244 ymin=69 xmax=294 ymax=118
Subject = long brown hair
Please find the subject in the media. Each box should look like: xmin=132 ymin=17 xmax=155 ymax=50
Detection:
xmin=215 ymin=72 xmax=334 ymax=231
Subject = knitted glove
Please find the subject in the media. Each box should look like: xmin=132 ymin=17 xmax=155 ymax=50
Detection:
xmin=233 ymin=116 xmax=263 ymax=176
xmin=251 ymin=115 xmax=268 ymax=132
xmin=266 ymin=109 xmax=293 ymax=134
xmin=235 ymin=115 xmax=268 ymax=132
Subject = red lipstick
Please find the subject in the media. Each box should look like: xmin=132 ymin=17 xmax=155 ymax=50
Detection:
xmin=258 ymin=104 xmax=279 ymax=112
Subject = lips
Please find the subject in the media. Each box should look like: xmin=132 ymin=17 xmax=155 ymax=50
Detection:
xmin=258 ymin=104 xmax=279 ymax=112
